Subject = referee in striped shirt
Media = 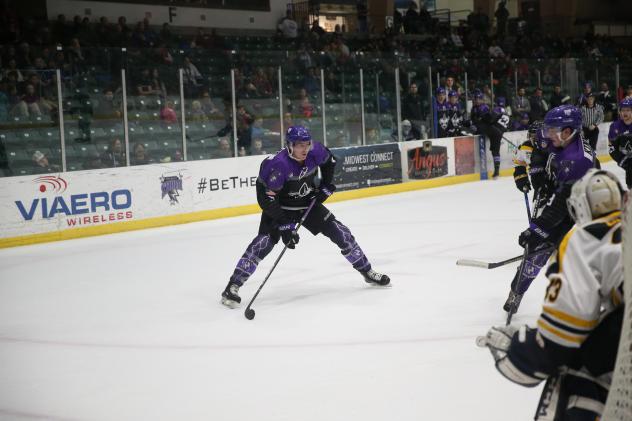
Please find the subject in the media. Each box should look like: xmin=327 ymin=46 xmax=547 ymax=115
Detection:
xmin=581 ymin=92 xmax=604 ymax=150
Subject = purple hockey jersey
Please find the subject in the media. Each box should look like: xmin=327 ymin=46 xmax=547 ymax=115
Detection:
xmin=258 ymin=141 xmax=331 ymax=209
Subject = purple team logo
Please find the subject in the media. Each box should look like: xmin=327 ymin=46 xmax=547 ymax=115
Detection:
xmin=161 ymin=173 xmax=183 ymax=205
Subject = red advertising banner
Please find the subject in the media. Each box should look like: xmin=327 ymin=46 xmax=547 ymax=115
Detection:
xmin=454 ymin=136 xmax=476 ymax=175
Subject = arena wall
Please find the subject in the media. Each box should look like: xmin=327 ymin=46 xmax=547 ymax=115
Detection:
xmin=0 ymin=123 xmax=614 ymax=248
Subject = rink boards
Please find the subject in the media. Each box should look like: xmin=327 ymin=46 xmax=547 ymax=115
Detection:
xmin=0 ymin=124 xmax=613 ymax=248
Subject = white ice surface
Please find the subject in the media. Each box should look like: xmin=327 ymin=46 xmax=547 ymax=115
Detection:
xmin=0 ymin=163 xmax=624 ymax=421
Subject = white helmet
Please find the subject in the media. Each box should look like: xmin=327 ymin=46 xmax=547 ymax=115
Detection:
xmin=567 ymin=169 xmax=623 ymax=225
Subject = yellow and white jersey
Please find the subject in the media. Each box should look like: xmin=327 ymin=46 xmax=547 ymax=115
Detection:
xmin=512 ymin=140 xmax=533 ymax=167
xmin=538 ymin=211 xmax=623 ymax=348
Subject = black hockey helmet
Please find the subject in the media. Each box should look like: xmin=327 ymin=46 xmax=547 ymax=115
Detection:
xmin=527 ymin=120 xmax=544 ymax=144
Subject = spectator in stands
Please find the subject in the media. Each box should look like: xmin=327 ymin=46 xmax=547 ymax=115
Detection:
xmin=31 ymin=150 xmax=61 ymax=174
xmin=67 ymin=38 xmax=86 ymax=73
xmin=444 ymin=76 xmax=462 ymax=96
xmin=251 ymin=68 xmax=273 ymax=97
xmin=101 ymin=138 xmax=126 ymax=168
xmin=529 ymin=87 xmax=548 ymax=121
xmin=297 ymin=88 xmax=314 ymax=118
xmin=182 ymin=56 xmax=202 ymax=97
xmin=278 ymin=11 xmax=298 ymax=40
xmin=598 ymin=82 xmax=617 ymax=121
xmin=250 ymin=136 xmax=267 ymax=155
xmin=577 ymin=81 xmax=593 ymax=106
xmin=512 ymin=87 xmax=530 ymax=119
xmin=310 ymin=20 xmax=325 ymax=39
xmin=160 ymin=100 xmax=178 ymax=124
xmin=0 ymin=81 xmax=8 ymax=122
xmin=16 ymin=83 xmax=43 ymax=118
xmin=366 ymin=127 xmax=381 ymax=144
xmin=302 ymin=66 xmax=320 ymax=96
xmin=95 ymin=88 xmax=121 ymax=120
xmin=2 ymin=59 xmax=24 ymax=82
xmin=482 ymin=85 xmax=493 ymax=106
xmin=216 ymin=136 xmax=233 ymax=158
xmin=549 ymin=85 xmax=566 ymax=108
xmin=83 ymin=151 xmax=105 ymax=170
xmin=150 ymin=68 xmax=167 ymax=98
xmin=402 ymin=82 xmax=424 ymax=126
xmin=392 ymin=119 xmax=421 ymax=142
xmin=200 ymin=91 xmax=220 ymax=116
xmin=136 ymin=68 xmax=155 ymax=96
xmin=130 ymin=142 xmax=153 ymax=166
xmin=403 ymin=2 xmax=419 ymax=34
xmin=188 ymin=100 xmax=207 ymax=122
xmin=488 ymin=38 xmax=505 ymax=58
xmin=356 ymin=0 xmax=368 ymax=34
xmin=495 ymin=0 xmax=509 ymax=39
xmin=580 ymin=92 xmax=604 ymax=151
xmin=236 ymin=104 xmax=254 ymax=150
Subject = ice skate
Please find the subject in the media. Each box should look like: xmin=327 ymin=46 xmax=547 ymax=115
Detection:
xmin=221 ymin=282 xmax=241 ymax=308
xmin=361 ymin=269 xmax=391 ymax=286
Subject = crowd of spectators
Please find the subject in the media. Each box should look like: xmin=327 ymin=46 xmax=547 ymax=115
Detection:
xmin=1 ymin=2 xmax=632 ymax=176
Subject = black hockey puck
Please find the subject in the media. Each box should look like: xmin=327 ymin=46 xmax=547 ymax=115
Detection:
xmin=245 ymin=308 xmax=255 ymax=320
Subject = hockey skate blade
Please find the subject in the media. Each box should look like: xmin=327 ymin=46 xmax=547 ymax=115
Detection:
xmin=221 ymin=297 xmax=240 ymax=309
xmin=475 ymin=336 xmax=488 ymax=347
xmin=456 ymin=259 xmax=490 ymax=268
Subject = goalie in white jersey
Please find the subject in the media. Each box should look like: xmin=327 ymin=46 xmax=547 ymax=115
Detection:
xmin=480 ymin=169 xmax=625 ymax=421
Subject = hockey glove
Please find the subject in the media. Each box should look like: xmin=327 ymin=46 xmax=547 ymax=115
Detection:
xmin=482 ymin=325 xmax=544 ymax=387
xmin=315 ymin=184 xmax=336 ymax=203
xmin=518 ymin=223 xmax=550 ymax=250
xmin=528 ymin=165 xmax=547 ymax=191
xmin=279 ymin=223 xmax=299 ymax=249
xmin=513 ymin=167 xmax=531 ymax=192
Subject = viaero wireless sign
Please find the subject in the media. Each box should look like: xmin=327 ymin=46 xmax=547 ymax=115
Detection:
xmin=14 ymin=175 xmax=133 ymax=226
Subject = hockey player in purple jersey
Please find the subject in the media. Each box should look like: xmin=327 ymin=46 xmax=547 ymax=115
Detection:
xmin=608 ymin=97 xmax=632 ymax=187
xmin=503 ymin=105 xmax=595 ymax=316
xmin=446 ymin=90 xmax=464 ymax=137
xmin=468 ymin=90 xmax=510 ymax=178
xmin=221 ymin=126 xmax=390 ymax=308
xmin=435 ymin=87 xmax=451 ymax=138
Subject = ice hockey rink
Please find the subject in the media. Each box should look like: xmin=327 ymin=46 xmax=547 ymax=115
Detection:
xmin=0 ymin=162 xmax=625 ymax=421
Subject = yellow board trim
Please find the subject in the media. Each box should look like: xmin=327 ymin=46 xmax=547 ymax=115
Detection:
xmin=0 ymin=154 xmax=612 ymax=249
xmin=542 ymin=306 xmax=599 ymax=329
xmin=537 ymin=319 xmax=584 ymax=344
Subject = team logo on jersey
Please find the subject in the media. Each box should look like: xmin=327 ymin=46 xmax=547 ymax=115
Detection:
xmin=298 ymin=166 xmax=309 ymax=179
xmin=288 ymin=182 xmax=313 ymax=198
xmin=161 ymin=173 xmax=183 ymax=205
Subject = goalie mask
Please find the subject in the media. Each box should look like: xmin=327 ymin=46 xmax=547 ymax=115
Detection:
xmin=567 ymin=169 xmax=623 ymax=225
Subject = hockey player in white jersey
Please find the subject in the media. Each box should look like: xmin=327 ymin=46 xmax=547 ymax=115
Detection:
xmin=479 ymin=169 xmax=625 ymax=420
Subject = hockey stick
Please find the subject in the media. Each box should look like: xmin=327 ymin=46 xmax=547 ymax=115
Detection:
xmin=244 ymin=197 xmax=318 ymax=320
xmin=501 ymin=135 xmax=518 ymax=148
xmin=456 ymin=254 xmax=523 ymax=269
xmin=524 ymin=191 xmax=532 ymax=222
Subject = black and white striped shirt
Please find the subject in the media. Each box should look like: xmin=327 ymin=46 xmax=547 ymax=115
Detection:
xmin=581 ymin=104 xmax=604 ymax=129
